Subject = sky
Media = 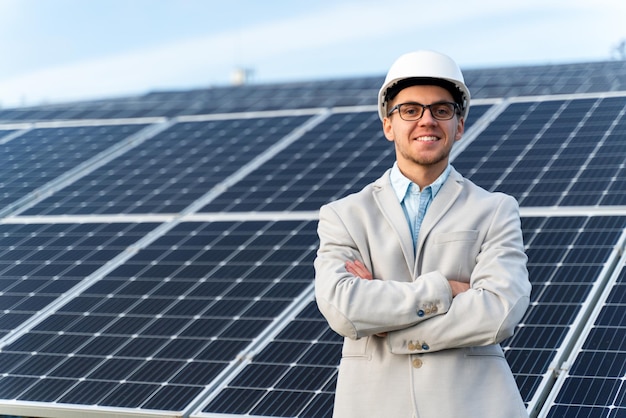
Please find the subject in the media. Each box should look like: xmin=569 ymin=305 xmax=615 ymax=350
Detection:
xmin=1 ymin=0 xmax=625 ymax=108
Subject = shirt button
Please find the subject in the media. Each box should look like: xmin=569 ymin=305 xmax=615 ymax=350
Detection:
xmin=412 ymin=358 xmax=423 ymax=368
xmin=417 ymin=309 xmax=425 ymax=317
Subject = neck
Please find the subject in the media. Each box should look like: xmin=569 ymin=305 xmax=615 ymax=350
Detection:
xmin=398 ymin=162 xmax=448 ymax=189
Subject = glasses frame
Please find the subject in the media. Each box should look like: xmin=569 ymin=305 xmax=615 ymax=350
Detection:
xmin=387 ymin=101 xmax=460 ymax=121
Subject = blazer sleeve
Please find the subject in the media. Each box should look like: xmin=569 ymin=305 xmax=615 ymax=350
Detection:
xmin=314 ymin=202 xmax=452 ymax=340
xmin=387 ymin=195 xmax=531 ymax=354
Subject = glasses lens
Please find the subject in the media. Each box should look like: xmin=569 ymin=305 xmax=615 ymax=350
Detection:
xmin=430 ymin=103 xmax=456 ymax=120
xmin=396 ymin=102 xmax=457 ymax=121
xmin=398 ymin=104 xmax=424 ymax=120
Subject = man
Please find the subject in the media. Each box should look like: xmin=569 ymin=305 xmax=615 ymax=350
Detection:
xmin=314 ymin=50 xmax=531 ymax=418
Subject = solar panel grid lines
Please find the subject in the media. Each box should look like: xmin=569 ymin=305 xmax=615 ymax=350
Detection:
xmin=2 ymin=60 xmax=625 ymax=124
xmin=0 ymin=218 xmax=321 ymax=417
xmin=0 ymin=123 xmax=154 ymax=217
xmin=513 ymin=98 xmax=598 ymax=206
xmin=450 ymin=99 xmax=508 ymax=161
xmin=0 ymin=129 xmax=25 ymax=145
xmin=0 ymin=221 xmax=161 ymax=343
xmin=193 ymin=298 xmax=339 ymax=418
xmin=501 ymin=216 xmax=626 ymax=414
xmin=536 ymin=252 xmax=626 ymax=418
xmin=19 ymin=114 xmax=315 ymax=216
xmin=188 ymin=288 xmax=319 ymax=418
xmin=452 ymin=93 xmax=626 ymax=208
xmin=4 ymin=120 xmax=176 ymax=219
xmin=551 ymin=96 xmax=626 ymax=208
xmin=178 ymin=110 xmax=333 ymax=216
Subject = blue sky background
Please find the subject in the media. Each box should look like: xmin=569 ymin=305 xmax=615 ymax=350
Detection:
xmin=1 ymin=0 xmax=624 ymax=108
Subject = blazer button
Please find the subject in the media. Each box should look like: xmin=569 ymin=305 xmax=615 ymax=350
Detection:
xmin=421 ymin=343 xmax=430 ymax=351
xmin=412 ymin=358 xmax=423 ymax=368
xmin=417 ymin=309 xmax=425 ymax=317
xmin=431 ymin=306 xmax=438 ymax=313
xmin=408 ymin=341 xmax=416 ymax=351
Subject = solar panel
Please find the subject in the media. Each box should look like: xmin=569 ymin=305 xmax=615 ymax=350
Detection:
xmin=1 ymin=60 xmax=624 ymax=124
xmin=0 ymin=219 xmax=318 ymax=415
xmin=0 ymin=124 xmax=148 ymax=215
xmin=454 ymin=96 xmax=626 ymax=206
xmin=19 ymin=116 xmax=312 ymax=215
xmin=537 ymin=254 xmax=626 ymax=418
xmin=0 ymin=61 xmax=624 ymax=418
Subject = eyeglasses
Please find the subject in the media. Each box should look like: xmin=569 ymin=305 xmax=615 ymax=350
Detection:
xmin=387 ymin=101 xmax=460 ymax=121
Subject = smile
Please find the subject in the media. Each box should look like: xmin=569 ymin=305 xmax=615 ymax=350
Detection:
xmin=414 ymin=136 xmax=439 ymax=142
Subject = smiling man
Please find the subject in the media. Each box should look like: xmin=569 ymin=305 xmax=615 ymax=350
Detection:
xmin=314 ymin=50 xmax=531 ymax=418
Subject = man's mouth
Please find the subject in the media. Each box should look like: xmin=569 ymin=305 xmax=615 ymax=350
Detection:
xmin=414 ymin=136 xmax=439 ymax=142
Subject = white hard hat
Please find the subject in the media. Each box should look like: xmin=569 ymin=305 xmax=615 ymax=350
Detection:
xmin=378 ymin=50 xmax=471 ymax=121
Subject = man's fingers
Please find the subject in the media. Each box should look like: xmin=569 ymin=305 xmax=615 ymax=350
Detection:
xmin=345 ymin=260 xmax=373 ymax=280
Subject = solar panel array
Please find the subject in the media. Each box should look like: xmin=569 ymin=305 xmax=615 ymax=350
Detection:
xmin=0 ymin=59 xmax=625 ymax=418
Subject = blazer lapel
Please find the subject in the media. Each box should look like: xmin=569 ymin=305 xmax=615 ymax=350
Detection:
xmin=372 ymin=170 xmax=416 ymax=272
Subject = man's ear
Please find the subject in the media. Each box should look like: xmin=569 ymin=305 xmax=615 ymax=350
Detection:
xmin=455 ymin=117 xmax=465 ymax=141
xmin=383 ymin=117 xmax=395 ymax=142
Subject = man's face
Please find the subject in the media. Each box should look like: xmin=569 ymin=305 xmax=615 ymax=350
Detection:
xmin=383 ymin=84 xmax=464 ymax=176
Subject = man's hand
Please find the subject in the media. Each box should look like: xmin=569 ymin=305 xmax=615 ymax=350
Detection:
xmin=345 ymin=259 xmax=373 ymax=280
xmin=448 ymin=280 xmax=470 ymax=297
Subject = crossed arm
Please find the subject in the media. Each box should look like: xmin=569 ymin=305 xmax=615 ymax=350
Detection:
xmin=345 ymin=259 xmax=470 ymax=297
xmin=344 ymin=259 xmax=470 ymax=337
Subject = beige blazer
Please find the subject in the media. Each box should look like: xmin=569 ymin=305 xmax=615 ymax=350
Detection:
xmin=314 ymin=167 xmax=531 ymax=418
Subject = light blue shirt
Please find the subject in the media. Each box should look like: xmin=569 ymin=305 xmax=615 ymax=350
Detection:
xmin=390 ymin=163 xmax=451 ymax=248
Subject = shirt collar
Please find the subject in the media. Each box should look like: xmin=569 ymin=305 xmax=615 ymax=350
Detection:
xmin=390 ymin=162 xmax=452 ymax=202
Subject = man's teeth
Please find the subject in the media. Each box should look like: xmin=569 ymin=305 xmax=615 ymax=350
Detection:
xmin=415 ymin=136 xmax=439 ymax=142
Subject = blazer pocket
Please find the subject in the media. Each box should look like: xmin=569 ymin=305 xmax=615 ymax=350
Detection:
xmin=434 ymin=230 xmax=478 ymax=244
xmin=465 ymin=345 xmax=505 ymax=358
xmin=341 ymin=336 xmax=370 ymax=359
xmin=433 ymin=230 xmax=479 ymax=280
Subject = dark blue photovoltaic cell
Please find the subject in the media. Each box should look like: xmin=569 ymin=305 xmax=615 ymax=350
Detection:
xmin=0 ymin=124 xmax=147 ymax=212
xmin=455 ymin=97 xmax=626 ymax=207
xmin=544 ymin=264 xmax=626 ymax=417
xmin=508 ymin=216 xmax=626 ymax=397
xmin=0 ymin=222 xmax=157 ymax=339
xmin=202 ymin=300 xmax=340 ymax=418
xmin=0 ymin=219 xmax=318 ymax=412
xmin=22 ymin=116 xmax=311 ymax=215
